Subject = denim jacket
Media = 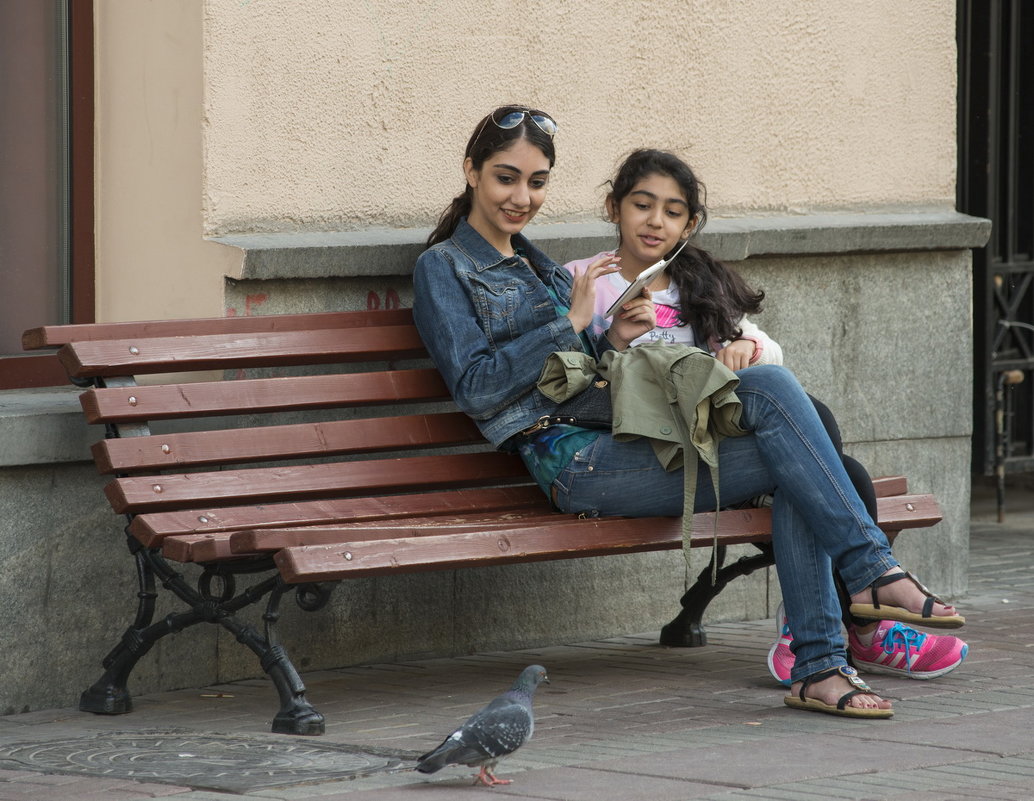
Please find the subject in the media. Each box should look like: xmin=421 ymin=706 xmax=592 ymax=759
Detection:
xmin=413 ymin=218 xmax=610 ymax=448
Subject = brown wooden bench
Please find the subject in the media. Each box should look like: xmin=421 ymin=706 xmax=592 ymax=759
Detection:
xmin=23 ymin=308 xmax=943 ymax=735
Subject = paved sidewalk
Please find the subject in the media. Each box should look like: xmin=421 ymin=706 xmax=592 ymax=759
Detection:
xmin=0 ymin=480 xmax=1031 ymax=801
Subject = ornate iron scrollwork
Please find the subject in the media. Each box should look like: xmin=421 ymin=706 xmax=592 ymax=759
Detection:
xmin=295 ymin=583 xmax=334 ymax=612
xmin=198 ymin=569 xmax=236 ymax=604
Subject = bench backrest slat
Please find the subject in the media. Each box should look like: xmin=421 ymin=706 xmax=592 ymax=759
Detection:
xmin=58 ymin=325 xmax=426 ymax=378
xmin=22 ymin=309 xmax=414 ymax=350
xmin=79 ymin=368 xmax=449 ymax=424
xmin=93 ymin=412 xmax=485 ymax=473
xmin=105 ymin=452 xmax=532 ymax=514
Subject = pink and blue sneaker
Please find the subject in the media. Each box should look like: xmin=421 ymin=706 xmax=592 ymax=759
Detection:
xmin=766 ymin=605 xmax=968 ymax=685
xmin=848 ymin=620 xmax=968 ymax=679
xmin=766 ymin=602 xmax=794 ymax=687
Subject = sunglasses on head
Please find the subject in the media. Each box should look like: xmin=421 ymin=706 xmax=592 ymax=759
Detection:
xmin=492 ymin=109 xmax=558 ymax=137
xmin=471 ymin=109 xmax=559 ymax=149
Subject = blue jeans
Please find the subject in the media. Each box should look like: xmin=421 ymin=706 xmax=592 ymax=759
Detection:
xmin=550 ymin=364 xmax=898 ymax=684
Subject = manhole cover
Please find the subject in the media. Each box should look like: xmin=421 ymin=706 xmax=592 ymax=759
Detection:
xmin=0 ymin=730 xmax=413 ymax=792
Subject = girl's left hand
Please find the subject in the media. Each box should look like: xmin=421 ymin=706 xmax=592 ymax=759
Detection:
xmin=607 ymin=292 xmax=656 ymax=351
xmin=716 ymin=339 xmax=755 ymax=371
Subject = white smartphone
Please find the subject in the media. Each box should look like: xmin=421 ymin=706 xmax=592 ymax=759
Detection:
xmin=604 ymin=239 xmax=690 ymax=318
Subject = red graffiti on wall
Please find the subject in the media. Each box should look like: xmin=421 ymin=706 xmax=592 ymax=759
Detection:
xmin=225 ymin=293 xmax=271 ymax=378
xmin=366 ymin=289 xmax=400 ymax=311
xmin=226 ymin=292 xmax=269 ymax=318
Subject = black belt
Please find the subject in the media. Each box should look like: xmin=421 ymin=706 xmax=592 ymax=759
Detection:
xmin=517 ymin=414 xmax=582 ymax=437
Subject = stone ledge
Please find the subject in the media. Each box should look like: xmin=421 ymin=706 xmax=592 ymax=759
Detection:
xmin=0 ymin=388 xmax=94 ymax=467
xmin=212 ymin=210 xmax=991 ymax=280
xmin=5 ymin=210 xmax=987 ymax=467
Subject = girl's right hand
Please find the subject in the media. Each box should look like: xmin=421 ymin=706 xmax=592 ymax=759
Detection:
xmin=566 ymin=254 xmax=620 ymax=333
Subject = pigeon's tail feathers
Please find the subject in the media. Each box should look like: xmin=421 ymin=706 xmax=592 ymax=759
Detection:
xmin=414 ymin=744 xmax=451 ymax=774
xmin=415 ymin=734 xmax=489 ymax=774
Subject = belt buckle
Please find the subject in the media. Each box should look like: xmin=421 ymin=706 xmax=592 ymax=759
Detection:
xmin=521 ymin=415 xmax=553 ymax=437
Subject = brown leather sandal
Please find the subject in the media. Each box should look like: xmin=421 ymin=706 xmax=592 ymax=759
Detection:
xmin=783 ymin=665 xmax=893 ymax=718
xmin=849 ymin=571 xmax=965 ymax=629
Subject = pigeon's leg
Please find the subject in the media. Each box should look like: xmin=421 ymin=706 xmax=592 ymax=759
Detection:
xmin=473 ymin=767 xmax=512 ymax=786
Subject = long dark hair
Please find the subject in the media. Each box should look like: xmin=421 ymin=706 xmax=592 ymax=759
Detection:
xmin=426 ymin=105 xmax=557 ymax=248
xmin=607 ymin=149 xmax=764 ymax=344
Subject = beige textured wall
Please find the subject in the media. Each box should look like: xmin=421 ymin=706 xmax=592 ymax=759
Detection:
xmin=95 ymin=0 xmax=240 ymax=323
xmin=96 ymin=1 xmax=957 ymax=320
xmin=203 ymin=0 xmax=957 ymax=236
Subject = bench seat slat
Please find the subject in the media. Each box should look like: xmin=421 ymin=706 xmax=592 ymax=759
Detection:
xmin=80 ymin=368 xmax=449 ymax=424
xmin=870 ymin=475 xmax=907 ymax=498
xmin=130 ymin=478 xmax=920 ymax=548
xmin=162 ymin=534 xmax=241 ymax=563
xmin=170 ymin=513 xmax=566 ymax=562
xmin=160 ymin=491 xmax=941 ymax=564
xmin=105 ymin=452 xmax=532 ymax=514
xmin=263 ymin=492 xmax=940 ymax=555
xmin=272 ymin=512 xmax=773 ymax=580
xmin=94 ymin=412 xmax=483 ymax=473
xmin=226 ymin=512 xmax=570 ymax=554
xmin=129 ymin=486 xmax=549 ymax=545
xmin=58 ymin=325 xmax=427 ymax=378
xmin=273 ymin=492 xmax=943 ymax=581
xmin=23 ymin=309 xmax=413 ymax=350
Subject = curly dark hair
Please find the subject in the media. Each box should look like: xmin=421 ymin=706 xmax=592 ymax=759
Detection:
xmin=607 ymin=149 xmax=764 ymax=345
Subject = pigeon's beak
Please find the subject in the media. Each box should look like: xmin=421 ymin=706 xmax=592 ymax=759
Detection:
xmin=543 ymin=674 xmax=551 ymax=685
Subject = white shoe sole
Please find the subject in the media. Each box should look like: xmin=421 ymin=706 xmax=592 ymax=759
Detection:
xmin=851 ymin=644 xmax=968 ymax=680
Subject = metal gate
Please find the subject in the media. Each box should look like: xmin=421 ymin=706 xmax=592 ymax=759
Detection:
xmin=958 ymin=0 xmax=1034 ymax=479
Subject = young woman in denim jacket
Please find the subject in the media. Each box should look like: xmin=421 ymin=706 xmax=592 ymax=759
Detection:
xmin=564 ymin=148 xmax=968 ymax=686
xmin=412 ymin=105 xmax=964 ymax=719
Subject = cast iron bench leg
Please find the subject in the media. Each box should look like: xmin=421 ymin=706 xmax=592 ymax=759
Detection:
xmin=659 ymin=544 xmax=776 ymax=647
xmin=79 ymin=547 xmax=159 ymax=715
xmin=80 ymin=544 xmax=325 ymax=735
xmin=255 ymin=580 xmax=325 ymax=736
xmin=80 ymin=607 xmax=210 ymax=715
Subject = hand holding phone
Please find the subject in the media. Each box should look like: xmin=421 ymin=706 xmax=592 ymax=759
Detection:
xmin=604 ymin=239 xmax=690 ymax=318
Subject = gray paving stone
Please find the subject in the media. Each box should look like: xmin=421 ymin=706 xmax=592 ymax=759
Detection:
xmin=0 ymin=484 xmax=1032 ymax=800
xmin=848 ymin=707 xmax=1034 ymax=756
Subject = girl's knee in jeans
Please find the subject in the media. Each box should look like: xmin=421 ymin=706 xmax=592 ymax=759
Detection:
xmin=738 ymin=363 xmax=800 ymax=393
xmin=736 ymin=365 xmax=812 ymax=421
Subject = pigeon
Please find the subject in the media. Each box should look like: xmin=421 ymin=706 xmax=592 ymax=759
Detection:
xmin=415 ymin=664 xmax=549 ymax=786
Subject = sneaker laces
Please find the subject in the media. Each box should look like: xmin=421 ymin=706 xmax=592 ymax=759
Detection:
xmin=882 ymin=622 xmax=927 ymax=671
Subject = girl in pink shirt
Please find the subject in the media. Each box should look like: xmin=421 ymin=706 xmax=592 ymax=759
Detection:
xmin=564 ymin=149 xmax=781 ymax=368
xmin=565 ymin=148 xmax=967 ymax=686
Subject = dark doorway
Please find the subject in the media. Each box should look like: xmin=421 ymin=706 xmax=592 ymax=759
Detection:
xmin=958 ymin=0 xmax=1034 ymax=476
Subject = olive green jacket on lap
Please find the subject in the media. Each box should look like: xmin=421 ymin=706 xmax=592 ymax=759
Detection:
xmin=536 ymin=340 xmax=746 ymax=472
xmin=537 ymin=341 xmax=747 ymax=579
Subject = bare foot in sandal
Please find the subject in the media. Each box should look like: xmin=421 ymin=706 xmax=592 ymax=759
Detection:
xmin=849 ymin=568 xmax=965 ymax=629
xmin=785 ymin=666 xmax=893 ymax=718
